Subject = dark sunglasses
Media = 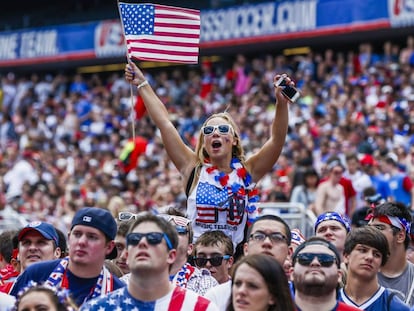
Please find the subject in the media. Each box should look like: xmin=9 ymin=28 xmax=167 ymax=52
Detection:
xmin=126 ymin=232 xmax=173 ymax=250
xmin=296 ymin=253 xmax=337 ymax=267
xmin=249 ymin=231 xmax=287 ymax=244
xmin=201 ymin=124 xmax=233 ymax=136
xmin=193 ymin=255 xmax=231 ymax=267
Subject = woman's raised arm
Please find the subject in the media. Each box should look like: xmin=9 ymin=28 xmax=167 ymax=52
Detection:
xmin=125 ymin=61 xmax=197 ymax=178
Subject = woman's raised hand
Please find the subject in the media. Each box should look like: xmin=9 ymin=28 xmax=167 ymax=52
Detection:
xmin=125 ymin=60 xmax=146 ymax=86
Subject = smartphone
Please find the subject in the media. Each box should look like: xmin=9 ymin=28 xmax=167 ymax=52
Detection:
xmin=274 ymin=76 xmax=300 ymax=103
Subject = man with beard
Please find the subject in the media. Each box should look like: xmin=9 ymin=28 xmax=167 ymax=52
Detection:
xmin=314 ymin=211 xmax=351 ymax=287
xmin=291 ymin=237 xmax=361 ymax=311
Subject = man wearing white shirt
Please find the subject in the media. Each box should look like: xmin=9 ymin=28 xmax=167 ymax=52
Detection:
xmin=204 ymin=214 xmax=292 ymax=310
xmin=3 ymin=150 xmax=39 ymax=201
xmin=0 ymin=292 xmax=15 ymax=311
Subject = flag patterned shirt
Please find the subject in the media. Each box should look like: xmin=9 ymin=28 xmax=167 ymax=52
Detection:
xmin=187 ymin=165 xmax=252 ymax=249
xmin=80 ymin=286 xmax=218 ymax=311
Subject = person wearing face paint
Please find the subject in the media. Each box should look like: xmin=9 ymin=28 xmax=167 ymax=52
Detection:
xmin=125 ymin=61 xmax=292 ymax=252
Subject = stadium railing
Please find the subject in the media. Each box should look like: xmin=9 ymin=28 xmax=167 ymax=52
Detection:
xmin=256 ymin=202 xmax=316 ymax=239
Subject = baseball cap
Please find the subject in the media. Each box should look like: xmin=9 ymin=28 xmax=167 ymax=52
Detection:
xmin=18 ymin=222 xmax=59 ymax=247
xmin=71 ymin=207 xmax=118 ymax=259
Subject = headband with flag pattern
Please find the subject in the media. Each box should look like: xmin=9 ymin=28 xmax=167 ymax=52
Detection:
xmin=366 ymin=214 xmax=411 ymax=234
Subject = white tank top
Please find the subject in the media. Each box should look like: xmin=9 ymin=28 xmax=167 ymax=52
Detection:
xmin=187 ymin=162 xmax=257 ymax=248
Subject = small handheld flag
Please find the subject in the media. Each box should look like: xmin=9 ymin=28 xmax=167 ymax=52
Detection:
xmin=118 ymin=2 xmax=200 ymax=64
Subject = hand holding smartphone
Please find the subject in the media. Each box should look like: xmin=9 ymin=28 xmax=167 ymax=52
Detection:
xmin=274 ymin=75 xmax=300 ymax=103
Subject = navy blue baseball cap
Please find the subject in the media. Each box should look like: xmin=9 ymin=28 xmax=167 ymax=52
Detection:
xmin=18 ymin=222 xmax=59 ymax=247
xmin=71 ymin=207 xmax=118 ymax=259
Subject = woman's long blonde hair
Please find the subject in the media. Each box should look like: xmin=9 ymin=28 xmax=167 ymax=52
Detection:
xmin=194 ymin=112 xmax=246 ymax=165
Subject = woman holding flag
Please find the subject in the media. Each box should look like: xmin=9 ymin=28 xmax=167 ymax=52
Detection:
xmin=125 ymin=60 xmax=293 ymax=253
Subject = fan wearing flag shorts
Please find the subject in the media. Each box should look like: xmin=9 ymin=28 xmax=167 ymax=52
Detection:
xmin=125 ymin=61 xmax=293 ymax=254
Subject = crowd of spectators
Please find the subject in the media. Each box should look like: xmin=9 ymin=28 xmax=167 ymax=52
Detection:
xmin=1 ymin=36 xmax=414 ymax=236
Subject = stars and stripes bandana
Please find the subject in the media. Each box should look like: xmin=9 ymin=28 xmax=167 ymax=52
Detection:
xmin=366 ymin=214 xmax=411 ymax=233
xmin=315 ymin=211 xmax=351 ymax=233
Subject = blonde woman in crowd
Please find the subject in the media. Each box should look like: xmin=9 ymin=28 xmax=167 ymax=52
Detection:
xmin=125 ymin=61 xmax=293 ymax=251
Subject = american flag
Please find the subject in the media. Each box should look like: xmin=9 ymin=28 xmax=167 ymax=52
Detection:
xmin=195 ymin=182 xmax=244 ymax=225
xmin=118 ymin=2 xmax=200 ymax=64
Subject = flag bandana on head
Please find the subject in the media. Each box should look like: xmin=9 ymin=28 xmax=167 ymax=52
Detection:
xmin=118 ymin=2 xmax=200 ymax=64
xmin=366 ymin=214 xmax=411 ymax=233
xmin=315 ymin=212 xmax=351 ymax=232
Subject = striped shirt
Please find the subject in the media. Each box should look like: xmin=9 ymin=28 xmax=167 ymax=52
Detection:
xmin=80 ymin=286 xmax=218 ymax=311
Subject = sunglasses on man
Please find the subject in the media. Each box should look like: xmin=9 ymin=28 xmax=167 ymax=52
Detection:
xmin=295 ymin=252 xmax=337 ymax=267
xmin=126 ymin=232 xmax=173 ymax=250
xmin=193 ymin=255 xmax=231 ymax=267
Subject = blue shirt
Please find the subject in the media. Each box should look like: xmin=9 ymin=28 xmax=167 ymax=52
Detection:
xmin=339 ymin=286 xmax=410 ymax=311
xmin=10 ymin=259 xmax=125 ymax=307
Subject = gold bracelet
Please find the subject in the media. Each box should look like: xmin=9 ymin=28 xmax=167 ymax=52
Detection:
xmin=137 ymin=80 xmax=149 ymax=90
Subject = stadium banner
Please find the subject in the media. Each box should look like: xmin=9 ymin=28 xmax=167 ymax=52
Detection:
xmin=388 ymin=0 xmax=414 ymax=27
xmin=200 ymin=0 xmax=390 ymax=48
xmin=0 ymin=0 xmax=411 ymax=67
xmin=0 ymin=23 xmax=99 ymax=66
xmin=0 ymin=19 xmax=129 ymax=67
